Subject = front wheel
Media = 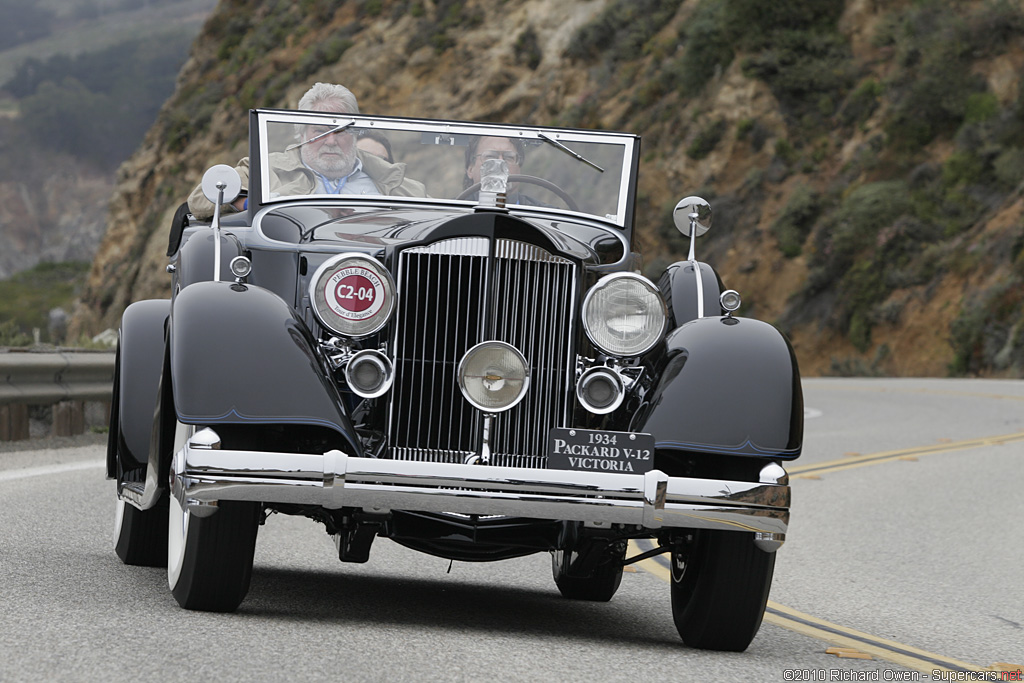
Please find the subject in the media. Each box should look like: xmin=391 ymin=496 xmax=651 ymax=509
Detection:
xmin=167 ymin=423 xmax=260 ymax=612
xmin=114 ymin=496 xmax=168 ymax=567
xmin=670 ymin=530 xmax=775 ymax=651
xmin=551 ymin=540 xmax=625 ymax=602
xmin=167 ymin=493 xmax=260 ymax=612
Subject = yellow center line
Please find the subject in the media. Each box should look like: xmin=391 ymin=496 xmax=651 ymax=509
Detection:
xmin=630 ymin=540 xmax=989 ymax=674
xmin=789 ymin=430 xmax=1024 ymax=477
xmin=806 ymin=384 xmax=1024 ymax=403
xmin=633 ymin=396 xmax=1021 ymax=669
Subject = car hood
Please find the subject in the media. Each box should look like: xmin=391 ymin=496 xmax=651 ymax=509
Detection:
xmin=258 ymin=205 xmax=627 ymax=266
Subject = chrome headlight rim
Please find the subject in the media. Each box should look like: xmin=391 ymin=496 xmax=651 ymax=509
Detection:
xmin=581 ymin=272 xmax=668 ymax=357
xmin=309 ymin=253 xmax=396 ymax=338
xmin=457 ymin=340 xmax=531 ymax=414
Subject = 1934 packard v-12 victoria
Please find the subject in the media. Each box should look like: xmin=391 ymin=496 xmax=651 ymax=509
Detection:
xmin=109 ymin=108 xmax=802 ymax=652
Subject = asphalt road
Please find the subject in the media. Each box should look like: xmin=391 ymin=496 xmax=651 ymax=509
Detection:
xmin=1 ymin=378 xmax=1021 ymax=682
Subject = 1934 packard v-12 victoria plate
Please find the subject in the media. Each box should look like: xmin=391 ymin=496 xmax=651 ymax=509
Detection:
xmin=109 ymin=108 xmax=803 ymax=652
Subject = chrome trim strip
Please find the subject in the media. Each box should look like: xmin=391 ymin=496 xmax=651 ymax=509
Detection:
xmin=404 ymin=237 xmax=490 ymax=256
xmin=119 ymin=438 xmax=176 ymax=511
xmin=494 ymin=240 xmax=573 ymax=263
xmin=174 ymin=443 xmax=790 ymax=534
xmin=692 ymin=260 xmax=705 ymax=318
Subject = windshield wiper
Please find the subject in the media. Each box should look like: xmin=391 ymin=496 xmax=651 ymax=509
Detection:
xmin=537 ymin=133 xmax=604 ymax=173
xmin=285 ymin=122 xmax=354 ymax=152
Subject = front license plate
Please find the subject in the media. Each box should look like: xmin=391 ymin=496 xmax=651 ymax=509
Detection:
xmin=547 ymin=428 xmax=655 ymax=474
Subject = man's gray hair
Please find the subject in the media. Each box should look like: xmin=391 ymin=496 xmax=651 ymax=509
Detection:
xmin=297 ymin=82 xmax=359 ymax=114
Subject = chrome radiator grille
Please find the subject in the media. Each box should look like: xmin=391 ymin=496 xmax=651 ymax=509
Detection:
xmin=388 ymin=237 xmax=577 ymax=466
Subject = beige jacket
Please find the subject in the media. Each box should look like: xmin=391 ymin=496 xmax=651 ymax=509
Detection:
xmin=187 ymin=149 xmax=426 ymax=219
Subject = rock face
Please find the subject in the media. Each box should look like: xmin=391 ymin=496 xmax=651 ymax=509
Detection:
xmin=0 ymin=125 xmax=111 ymax=280
xmin=70 ymin=0 xmax=1024 ymax=377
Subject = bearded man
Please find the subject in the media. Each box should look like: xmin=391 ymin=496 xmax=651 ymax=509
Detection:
xmin=187 ymin=83 xmax=423 ymax=220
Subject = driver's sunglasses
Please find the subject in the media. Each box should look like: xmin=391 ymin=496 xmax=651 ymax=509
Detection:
xmin=475 ymin=151 xmax=521 ymax=165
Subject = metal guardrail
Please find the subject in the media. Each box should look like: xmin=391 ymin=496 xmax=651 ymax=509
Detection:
xmin=0 ymin=350 xmax=115 ymax=406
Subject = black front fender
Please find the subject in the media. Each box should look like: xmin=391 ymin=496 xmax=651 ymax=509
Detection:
xmin=632 ymin=316 xmax=802 ymax=460
xmin=169 ymin=281 xmax=360 ymax=455
xmin=108 ymin=299 xmax=170 ymax=478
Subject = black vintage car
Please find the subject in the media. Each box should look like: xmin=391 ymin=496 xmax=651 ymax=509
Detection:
xmin=109 ymin=109 xmax=802 ymax=652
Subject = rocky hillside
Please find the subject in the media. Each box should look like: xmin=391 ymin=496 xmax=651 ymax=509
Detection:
xmin=70 ymin=0 xmax=1024 ymax=377
xmin=0 ymin=0 xmax=215 ymax=284
xmin=0 ymin=128 xmax=110 ymax=279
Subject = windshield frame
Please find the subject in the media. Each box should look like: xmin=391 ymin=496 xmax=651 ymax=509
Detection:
xmin=249 ymin=109 xmax=640 ymax=230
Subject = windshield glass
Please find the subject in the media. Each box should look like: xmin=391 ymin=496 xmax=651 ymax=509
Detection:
xmin=256 ymin=111 xmax=637 ymax=227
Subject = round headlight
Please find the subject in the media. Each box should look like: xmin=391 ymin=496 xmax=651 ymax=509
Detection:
xmin=457 ymin=341 xmax=530 ymax=413
xmin=582 ymin=273 xmax=667 ymax=356
xmin=309 ymin=254 xmax=395 ymax=338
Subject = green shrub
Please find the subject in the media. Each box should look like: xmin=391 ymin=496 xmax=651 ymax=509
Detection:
xmin=949 ymin=277 xmax=1024 ymax=375
xmin=880 ymin=0 xmax=1024 ymax=152
xmin=514 ymin=26 xmax=542 ymax=70
xmin=0 ymin=320 xmax=31 ymax=347
xmin=742 ymin=29 xmax=856 ymax=129
xmin=839 ymin=79 xmax=882 ymax=127
xmin=962 ymin=0 xmax=1024 ymax=56
xmin=0 ymin=262 xmax=90 ymax=345
xmin=662 ymin=0 xmax=734 ymax=94
xmin=298 ymin=0 xmax=337 ymax=22
xmin=361 ymin=0 xmax=383 ymax=17
xmin=826 ymin=181 xmax=912 ymax=264
xmin=687 ymin=118 xmax=727 ymax=160
xmin=942 ymin=150 xmax=986 ymax=186
xmin=162 ymin=80 xmax=224 ymax=152
xmin=565 ymin=0 xmax=685 ymax=64
xmin=963 ymin=92 xmax=1000 ymax=125
xmin=723 ymin=0 xmax=845 ymax=50
xmin=774 ymin=138 xmax=797 ymax=164
xmin=993 ymin=149 xmax=1024 ymax=190
xmin=772 ymin=185 xmax=820 ymax=257
xmin=296 ymin=35 xmax=354 ymax=78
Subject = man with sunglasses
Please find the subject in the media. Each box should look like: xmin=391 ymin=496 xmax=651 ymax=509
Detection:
xmin=463 ymin=136 xmax=547 ymax=207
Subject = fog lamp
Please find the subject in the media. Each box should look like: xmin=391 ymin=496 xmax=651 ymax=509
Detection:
xmin=457 ymin=341 xmax=530 ymax=413
xmin=345 ymin=349 xmax=394 ymax=398
xmin=577 ymin=367 xmax=625 ymax=414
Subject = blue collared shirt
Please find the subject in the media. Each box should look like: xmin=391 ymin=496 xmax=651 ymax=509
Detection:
xmin=306 ymin=158 xmax=380 ymax=195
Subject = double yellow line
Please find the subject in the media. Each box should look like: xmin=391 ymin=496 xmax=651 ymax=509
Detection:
xmin=632 ymin=428 xmax=1024 ymax=674
xmin=631 ymin=544 xmax=988 ymax=673
xmin=789 ymin=430 xmax=1024 ymax=478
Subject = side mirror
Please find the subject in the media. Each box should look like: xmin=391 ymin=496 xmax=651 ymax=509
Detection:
xmin=200 ymin=165 xmax=242 ymax=283
xmin=672 ymin=196 xmax=712 ymax=237
xmin=201 ymin=164 xmax=242 ymax=206
xmin=673 ymin=196 xmax=712 ymax=262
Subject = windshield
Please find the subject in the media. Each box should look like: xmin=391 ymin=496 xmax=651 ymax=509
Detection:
xmin=255 ymin=110 xmax=638 ymax=228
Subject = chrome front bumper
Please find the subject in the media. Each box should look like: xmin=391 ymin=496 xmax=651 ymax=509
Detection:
xmin=165 ymin=429 xmax=791 ymax=544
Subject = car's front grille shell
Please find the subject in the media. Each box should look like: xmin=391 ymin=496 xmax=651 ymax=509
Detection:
xmin=387 ymin=237 xmax=577 ymax=466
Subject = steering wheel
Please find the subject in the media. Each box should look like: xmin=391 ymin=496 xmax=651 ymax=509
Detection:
xmin=456 ymin=174 xmax=579 ymax=212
